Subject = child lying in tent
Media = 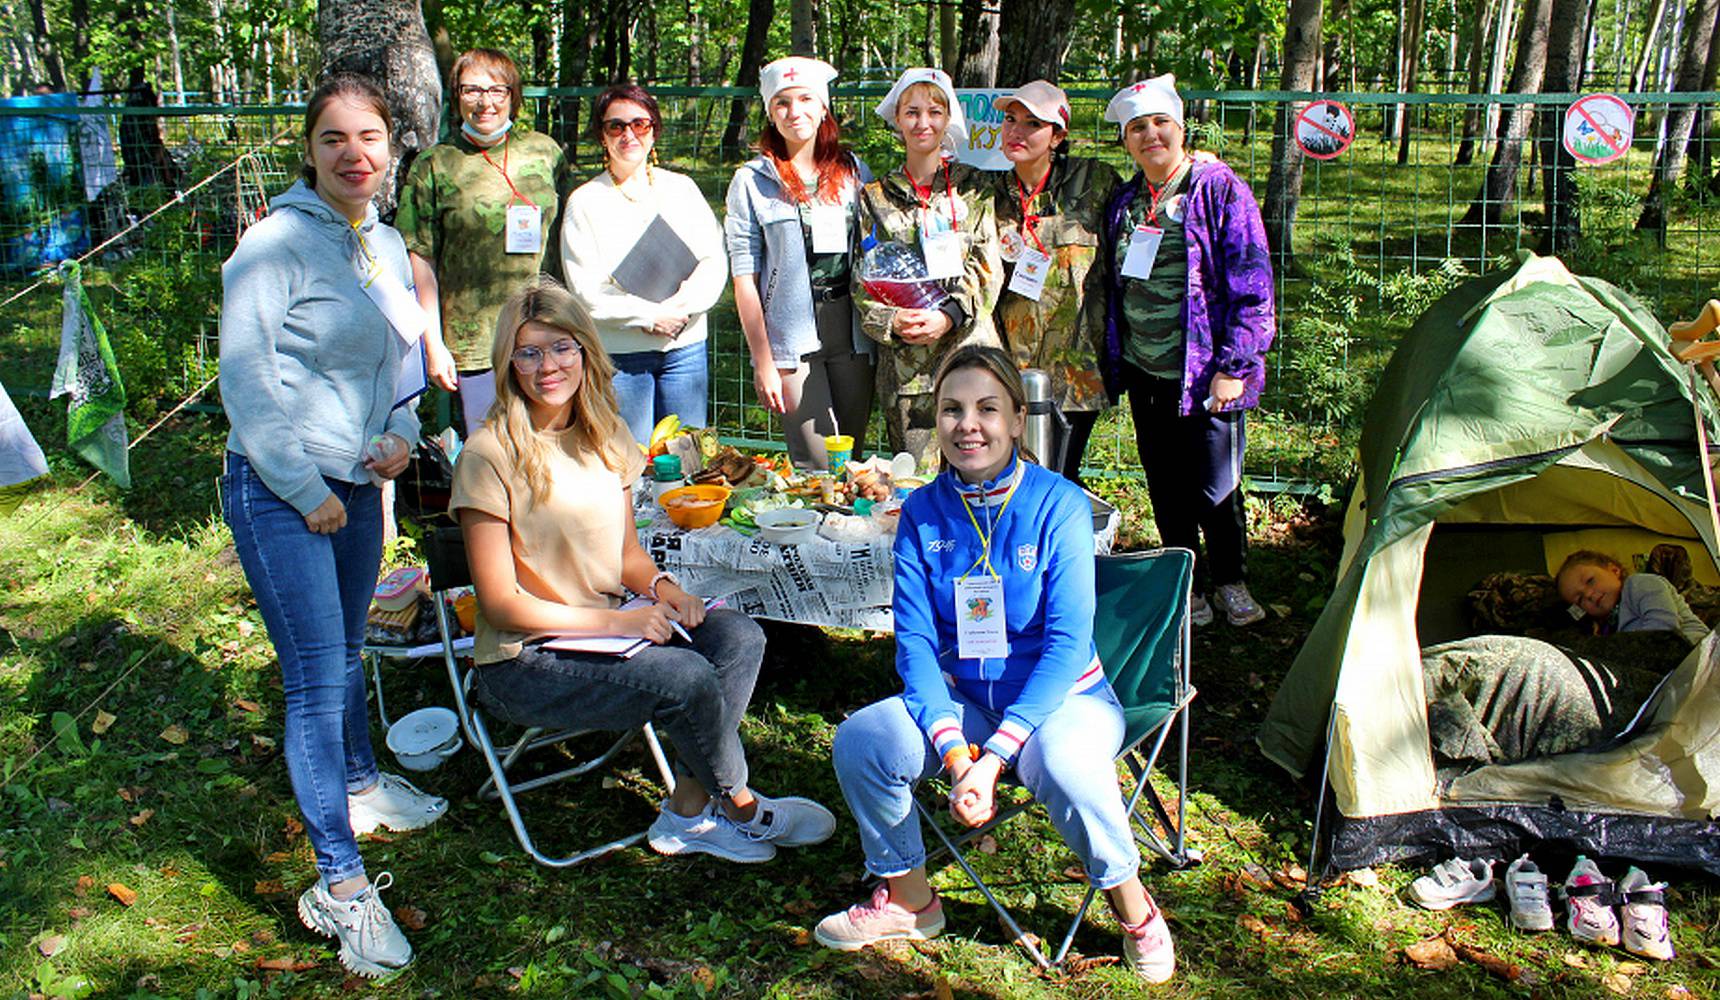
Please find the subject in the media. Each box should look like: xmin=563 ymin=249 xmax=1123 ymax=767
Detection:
xmin=1420 ymin=550 xmax=1711 ymax=769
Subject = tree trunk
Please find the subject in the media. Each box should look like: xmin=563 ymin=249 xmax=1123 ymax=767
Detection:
xmin=1455 ymin=0 xmax=1499 ymax=164
xmin=1263 ymin=0 xmax=1323 ymax=264
xmin=1537 ymin=0 xmax=1590 ymax=252
xmin=1397 ymin=0 xmax=1427 ymax=164
xmin=1462 ymin=0 xmax=1553 ymax=225
xmin=1322 ymin=0 xmax=1351 ymax=88
xmin=791 ymin=0 xmax=816 ymax=55
xmin=318 ymin=0 xmax=443 ymax=216
xmin=26 ymin=0 xmax=64 ymax=90
xmin=68 ymin=0 xmax=87 ymax=65
xmin=721 ymin=0 xmax=773 ymax=158
xmin=165 ymin=0 xmax=186 ymax=103
xmin=118 ymin=70 xmax=181 ymax=188
xmin=1387 ymin=0 xmax=1407 ymax=139
xmin=1632 ymin=0 xmax=1671 ymax=91
xmin=1640 ymin=0 xmax=1720 ymax=231
xmin=687 ymin=0 xmax=704 ymax=84
xmin=552 ymin=0 xmax=590 ymax=150
xmin=996 ymin=0 xmax=1078 ymax=82
xmin=940 ymin=0 xmax=958 ymax=68
xmin=953 ymin=0 xmax=999 ymax=86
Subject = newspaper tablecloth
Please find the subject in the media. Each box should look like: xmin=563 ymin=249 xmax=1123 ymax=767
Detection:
xmin=639 ymin=501 xmax=1120 ymax=631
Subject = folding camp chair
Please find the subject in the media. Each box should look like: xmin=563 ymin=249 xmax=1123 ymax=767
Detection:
xmin=914 ymin=547 xmax=1199 ymax=969
xmin=423 ymin=525 xmax=678 ymax=867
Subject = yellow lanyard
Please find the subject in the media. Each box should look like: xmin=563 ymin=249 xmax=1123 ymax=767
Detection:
xmin=350 ymin=220 xmax=380 ymax=288
xmin=958 ymin=476 xmax=1019 ymax=580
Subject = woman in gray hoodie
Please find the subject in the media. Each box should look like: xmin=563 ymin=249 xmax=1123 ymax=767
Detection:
xmin=218 ymin=74 xmax=443 ymax=979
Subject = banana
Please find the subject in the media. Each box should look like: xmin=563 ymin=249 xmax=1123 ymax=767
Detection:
xmin=647 ymin=414 xmax=682 ymax=451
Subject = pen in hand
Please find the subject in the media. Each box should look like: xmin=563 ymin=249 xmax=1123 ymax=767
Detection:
xmin=669 ymin=620 xmax=694 ymax=643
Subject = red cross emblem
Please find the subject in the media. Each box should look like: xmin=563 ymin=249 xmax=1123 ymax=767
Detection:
xmin=1131 ymin=82 xmax=1147 ymax=92
xmin=783 ymin=66 xmax=800 ymax=81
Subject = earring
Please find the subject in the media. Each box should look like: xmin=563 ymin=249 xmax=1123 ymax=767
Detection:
xmin=649 ymin=146 xmax=659 ymax=167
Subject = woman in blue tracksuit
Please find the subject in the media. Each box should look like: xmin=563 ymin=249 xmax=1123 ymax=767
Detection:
xmin=813 ymin=345 xmax=1175 ymax=983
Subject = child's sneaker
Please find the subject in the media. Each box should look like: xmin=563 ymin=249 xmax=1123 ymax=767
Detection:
xmin=1408 ymin=857 xmax=1496 ymax=910
xmin=1189 ymin=593 xmax=1215 ymax=627
xmin=648 ymin=801 xmax=776 ymax=863
xmin=348 ymin=773 xmax=448 ymax=835
xmin=1121 ymin=900 xmax=1176 ymax=983
xmin=734 ymin=792 xmax=837 ymax=847
xmin=1212 ymin=582 xmax=1268 ymax=626
xmin=813 ymin=884 xmax=945 ymax=950
xmin=297 ymin=873 xmax=413 ymax=978
xmin=1617 ymin=867 xmax=1674 ymax=961
xmin=1560 ymin=856 xmax=1621 ymax=947
xmin=1504 ymin=855 xmax=1554 ymax=932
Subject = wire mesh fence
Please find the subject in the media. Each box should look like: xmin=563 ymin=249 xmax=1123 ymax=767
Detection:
xmin=2 ymin=89 xmax=1715 ymax=488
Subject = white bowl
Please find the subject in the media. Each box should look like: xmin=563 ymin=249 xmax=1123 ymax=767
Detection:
xmin=386 ymin=706 xmax=462 ymax=772
xmin=754 ymin=508 xmax=821 ymax=545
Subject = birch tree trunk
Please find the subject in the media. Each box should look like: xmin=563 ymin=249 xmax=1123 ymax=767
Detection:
xmin=166 ymin=0 xmax=186 ymax=104
xmin=1455 ymin=0 xmax=1499 ymax=164
xmin=721 ymin=0 xmax=773 ymax=156
xmin=1397 ymin=0 xmax=1427 ymax=164
xmin=1632 ymin=0 xmax=1671 ymax=91
xmin=1263 ymin=0 xmax=1323 ymax=263
xmin=1463 ymin=0 xmax=1553 ymax=225
xmin=26 ymin=0 xmax=64 ymax=90
xmin=791 ymin=0 xmax=816 ymax=55
xmin=318 ymin=0 xmax=443 ymax=217
xmin=1640 ymin=0 xmax=1720 ymax=231
xmin=1536 ymin=0 xmax=1591 ymax=252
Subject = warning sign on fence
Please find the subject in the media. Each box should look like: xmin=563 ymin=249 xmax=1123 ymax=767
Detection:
xmin=1294 ymin=100 xmax=1355 ymax=160
xmin=1563 ymin=94 xmax=1634 ymax=166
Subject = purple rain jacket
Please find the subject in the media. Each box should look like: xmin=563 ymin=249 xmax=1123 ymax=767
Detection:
xmin=1098 ymin=158 xmax=1277 ymax=415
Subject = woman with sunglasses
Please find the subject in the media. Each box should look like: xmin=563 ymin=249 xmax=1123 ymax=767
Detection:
xmin=451 ymin=276 xmax=836 ymax=862
xmin=396 ymin=48 xmax=570 ymax=432
xmin=725 ymin=56 xmax=875 ymax=468
xmin=989 ymin=81 xmax=1119 ymax=482
xmin=561 ymin=84 xmax=727 ymax=443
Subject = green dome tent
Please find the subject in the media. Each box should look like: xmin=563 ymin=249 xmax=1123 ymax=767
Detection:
xmin=1258 ymin=253 xmax=1720 ymax=874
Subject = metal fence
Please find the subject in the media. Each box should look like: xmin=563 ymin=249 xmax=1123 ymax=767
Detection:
xmin=2 ymin=89 xmax=1715 ymax=488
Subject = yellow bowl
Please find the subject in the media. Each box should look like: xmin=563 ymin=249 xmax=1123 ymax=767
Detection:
xmin=657 ymin=483 xmax=732 ymax=530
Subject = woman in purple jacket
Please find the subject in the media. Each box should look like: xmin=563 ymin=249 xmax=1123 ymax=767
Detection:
xmin=1097 ymin=74 xmax=1275 ymax=628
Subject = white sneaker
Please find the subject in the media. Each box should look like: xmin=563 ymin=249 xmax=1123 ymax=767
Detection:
xmin=348 ymin=773 xmax=448 ymax=836
xmin=648 ymin=802 xmax=776 ymax=863
xmin=1561 ymin=856 xmax=1621 ymax=947
xmin=1408 ymin=857 xmax=1496 ymax=910
xmin=1504 ymin=855 xmax=1554 ymax=932
xmin=297 ymin=873 xmax=413 ymax=978
xmin=1212 ymin=582 xmax=1267 ymax=626
xmin=735 ymin=792 xmax=837 ymax=847
xmin=1189 ymin=594 xmax=1215 ymax=627
xmin=1618 ymin=867 xmax=1674 ymax=961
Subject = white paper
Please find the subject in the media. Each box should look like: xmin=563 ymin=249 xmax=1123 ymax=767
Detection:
xmin=920 ymin=230 xmax=963 ymax=281
xmin=1121 ymin=225 xmax=1164 ymax=281
xmin=393 ymin=339 xmax=428 ymax=411
xmin=357 ymin=255 xmax=429 ymax=346
xmin=1006 ymin=247 xmax=1051 ymax=301
xmin=505 ymin=203 xmax=542 ymax=254
xmin=954 ymin=575 xmax=1010 ymax=660
xmin=809 ymin=204 xmax=848 ymax=254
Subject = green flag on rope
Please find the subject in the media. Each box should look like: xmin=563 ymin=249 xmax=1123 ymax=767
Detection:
xmin=49 ymin=260 xmax=130 ymax=488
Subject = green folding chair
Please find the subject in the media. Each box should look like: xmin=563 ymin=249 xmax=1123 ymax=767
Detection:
xmin=914 ymin=547 xmax=1199 ymax=968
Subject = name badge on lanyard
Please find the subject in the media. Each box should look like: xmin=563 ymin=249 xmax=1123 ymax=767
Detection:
xmin=1007 ymin=246 xmax=1052 ymax=301
xmin=353 ymin=238 xmax=427 ymax=346
xmin=1121 ymin=224 xmax=1163 ymax=281
xmin=954 ymin=575 xmax=1009 ymax=659
xmin=920 ymin=228 xmax=963 ymax=281
xmin=809 ymin=204 xmax=848 ymax=254
xmin=505 ymin=203 xmax=542 ymax=254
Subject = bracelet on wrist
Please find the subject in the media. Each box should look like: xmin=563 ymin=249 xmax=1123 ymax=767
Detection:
xmin=647 ymin=570 xmax=679 ymax=601
xmin=942 ymin=742 xmax=981 ymax=773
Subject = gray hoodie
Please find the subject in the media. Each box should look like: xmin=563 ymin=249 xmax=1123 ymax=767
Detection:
xmin=219 ymin=181 xmax=420 ymax=515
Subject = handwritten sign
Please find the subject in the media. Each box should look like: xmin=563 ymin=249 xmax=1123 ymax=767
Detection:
xmin=1563 ymin=93 xmax=1633 ymax=166
xmin=954 ymin=88 xmax=1014 ymax=170
xmin=1294 ymin=100 xmax=1355 ymax=160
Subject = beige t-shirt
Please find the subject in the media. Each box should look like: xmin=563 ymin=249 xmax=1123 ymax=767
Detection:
xmin=449 ymin=423 xmax=645 ymax=664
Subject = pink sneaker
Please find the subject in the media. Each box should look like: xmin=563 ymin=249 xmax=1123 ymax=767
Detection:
xmin=1122 ymin=900 xmax=1176 ymax=983
xmin=813 ymin=884 xmax=945 ymax=951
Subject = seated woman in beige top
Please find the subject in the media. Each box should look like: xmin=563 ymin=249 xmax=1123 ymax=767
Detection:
xmin=450 ymin=276 xmax=833 ymax=862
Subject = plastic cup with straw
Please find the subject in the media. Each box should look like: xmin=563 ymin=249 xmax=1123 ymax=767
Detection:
xmin=823 ymin=407 xmax=853 ymax=475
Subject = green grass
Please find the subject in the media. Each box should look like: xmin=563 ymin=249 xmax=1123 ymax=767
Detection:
xmin=3 ymin=412 xmax=1718 ymax=999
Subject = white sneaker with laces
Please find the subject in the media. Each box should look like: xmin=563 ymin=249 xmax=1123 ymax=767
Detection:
xmin=348 ymin=772 xmax=448 ymax=836
xmin=1618 ymin=867 xmax=1674 ymax=961
xmin=735 ymin=792 xmax=837 ymax=847
xmin=1189 ymin=594 xmax=1215 ymax=627
xmin=648 ymin=801 xmax=776 ymax=863
xmin=1560 ymin=855 xmax=1621 ymax=947
xmin=1408 ymin=857 xmax=1496 ymax=910
xmin=297 ymin=872 xmax=413 ymax=978
xmin=1504 ymin=854 xmax=1554 ymax=931
xmin=1212 ymin=582 xmax=1267 ymax=626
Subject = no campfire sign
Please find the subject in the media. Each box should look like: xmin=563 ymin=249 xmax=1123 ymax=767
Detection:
xmin=1294 ymin=100 xmax=1355 ymax=160
xmin=1563 ymin=94 xmax=1634 ymax=166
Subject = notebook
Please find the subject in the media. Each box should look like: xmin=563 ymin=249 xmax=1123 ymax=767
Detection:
xmin=539 ymin=595 xmax=725 ymax=658
xmin=610 ymin=215 xmax=699 ymax=302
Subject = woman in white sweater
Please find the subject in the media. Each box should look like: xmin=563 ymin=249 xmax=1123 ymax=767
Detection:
xmin=560 ymin=83 xmax=728 ymax=442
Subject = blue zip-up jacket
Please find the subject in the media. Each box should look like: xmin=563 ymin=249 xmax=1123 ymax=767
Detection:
xmin=893 ymin=454 xmax=1103 ymax=765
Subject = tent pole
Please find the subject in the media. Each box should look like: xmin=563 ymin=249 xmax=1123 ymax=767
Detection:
xmin=1297 ymin=704 xmax=1341 ymax=913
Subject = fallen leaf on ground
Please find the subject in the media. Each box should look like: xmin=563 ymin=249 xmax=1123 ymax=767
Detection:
xmin=393 ymin=905 xmax=427 ymax=931
xmin=159 ymin=724 xmax=189 ymax=745
xmin=91 ymin=710 xmax=117 ymax=734
xmin=1239 ymin=915 xmax=1274 ymax=941
xmin=933 ymin=977 xmax=955 ymax=1000
xmin=1564 ymin=952 xmax=1590 ymax=969
xmin=117 ymin=786 xmax=142 ymax=803
xmin=1063 ymin=954 xmax=1120 ymax=974
xmin=1269 ymin=603 xmax=1293 ymax=618
xmin=251 ymin=734 xmax=276 ymax=752
xmin=1448 ymin=935 xmax=1522 ymax=981
xmin=158 ymin=866 xmax=179 ymax=878
xmin=791 ymin=928 xmax=812 ymax=946
xmin=37 ymin=934 xmax=66 ymax=957
xmin=129 ymin=809 xmax=154 ymax=827
xmin=253 ymin=880 xmax=285 ymax=896
xmin=1344 ymin=867 xmax=1380 ymax=888
xmin=1617 ymin=962 xmax=1648 ymax=976
xmin=1666 ymin=986 xmax=1696 ymax=999
xmin=74 ymin=875 xmax=94 ymax=896
xmin=67 ymin=907 xmax=91 ymax=920
xmin=281 ymin=816 xmax=304 ymax=839
xmin=1236 ymin=862 xmax=1275 ymax=890
xmin=107 ymin=883 xmax=138 ymax=906
xmin=976 ymin=835 xmax=998 ymax=855
xmin=784 ymin=897 xmax=817 ymax=915
xmin=264 ymin=851 xmax=291 ymax=864
xmin=1062 ymin=865 xmax=1088 ymax=882
xmin=231 ymin=939 xmax=251 ymax=953
xmin=691 ymin=966 xmax=716 ymax=990
xmin=507 ymin=966 xmax=525 ymax=979
xmin=1402 ymin=935 xmax=1459 ymax=970
xmin=1283 ymin=901 xmax=1304 ymax=923
xmin=1270 ymin=864 xmax=1308 ymax=890
xmin=237 ymin=620 xmax=255 ymax=637
xmin=255 ymin=956 xmax=317 ymax=972
xmin=1604 ymin=972 xmax=1634 ymax=995
xmin=232 ymin=698 xmax=261 ymax=714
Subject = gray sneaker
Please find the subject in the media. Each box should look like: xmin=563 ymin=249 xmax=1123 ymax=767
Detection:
xmin=297 ymin=873 xmax=413 ymax=978
xmin=1408 ymin=857 xmax=1496 ymax=910
xmin=1618 ymin=867 xmax=1673 ymax=961
xmin=1189 ymin=593 xmax=1215 ymax=627
xmin=735 ymin=792 xmax=837 ymax=847
xmin=1504 ymin=855 xmax=1554 ymax=931
xmin=348 ymin=773 xmax=448 ymax=836
xmin=648 ymin=802 xmax=776 ymax=863
xmin=1212 ymin=582 xmax=1267 ymax=626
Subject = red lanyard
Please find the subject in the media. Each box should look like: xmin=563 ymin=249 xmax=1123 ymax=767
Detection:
xmin=1141 ymin=157 xmax=1187 ymax=227
xmin=1015 ymin=164 xmax=1052 ymax=253
xmin=479 ymin=136 xmax=535 ymax=208
xmin=904 ymin=164 xmax=958 ymax=233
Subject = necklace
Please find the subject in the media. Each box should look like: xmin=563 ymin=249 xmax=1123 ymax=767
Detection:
xmin=608 ymin=162 xmax=654 ymax=203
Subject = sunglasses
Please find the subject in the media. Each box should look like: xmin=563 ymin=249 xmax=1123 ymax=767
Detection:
xmin=511 ymin=338 xmax=583 ymax=373
xmin=602 ymin=117 xmax=654 ymax=138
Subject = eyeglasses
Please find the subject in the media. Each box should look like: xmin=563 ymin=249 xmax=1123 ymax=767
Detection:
xmin=511 ymin=338 xmax=583 ymax=372
xmin=459 ymin=84 xmax=511 ymax=103
xmin=602 ymin=117 xmax=654 ymax=138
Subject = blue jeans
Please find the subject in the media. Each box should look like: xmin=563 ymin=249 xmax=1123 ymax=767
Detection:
xmin=611 ymin=341 xmax=709 ymax=445
xmin=471 ymin=609 xmax=763 ymax=798
xmin=831 ymin=684 xmax=1141 ymax=890
xmin=222 ymin=452 xmax=382 ymax=885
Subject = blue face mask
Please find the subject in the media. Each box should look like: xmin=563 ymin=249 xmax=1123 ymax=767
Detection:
xmin=461 ymin=118 xmax=512 ymax=146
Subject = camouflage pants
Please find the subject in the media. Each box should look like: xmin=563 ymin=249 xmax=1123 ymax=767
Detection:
xmin=881 ymin=391 xmax=941 ymax=475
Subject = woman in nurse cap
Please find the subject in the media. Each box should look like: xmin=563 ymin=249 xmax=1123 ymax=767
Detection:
xmin=1095 ymin=73 xmax=1277 ymax=630
xmin=850 ymin=67 xmax=1003 ymax=474
xmin=724 ymin=57 xmax=876 ymax=468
